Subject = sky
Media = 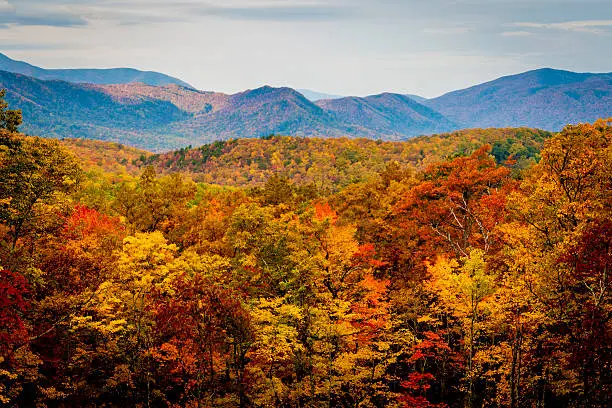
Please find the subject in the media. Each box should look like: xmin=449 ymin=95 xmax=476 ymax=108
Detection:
xmin=1 ymin=0 xmax=611 ymax=98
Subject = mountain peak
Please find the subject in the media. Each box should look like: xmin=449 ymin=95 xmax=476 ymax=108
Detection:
xmin=237 ymin=85 xmax=309 ymax=101
xmin=474 ymin=67 xmax=612 ymax=90
xmin=366 ymin=92 xmax=410 ymax=101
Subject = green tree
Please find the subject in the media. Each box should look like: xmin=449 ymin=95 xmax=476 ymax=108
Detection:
xmin=0 ymin=131 xmax=82 ymax=264
xmin=0 ymin=89 xmax=22 ymax=133
xmin=114 ymin=166 xmax=196 ymax=233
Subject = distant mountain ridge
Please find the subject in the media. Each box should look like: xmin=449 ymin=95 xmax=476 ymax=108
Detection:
xmin=0 ymin=70 xmax=456 ymax=150
xmin=298 ymin=90 xmax=429 ymax=104
xmin=405 ymin=94 xmax=428 ymax=103
xmin=298 ymin=89 xmax=344 ymax=101
xmin=168 ymin=86 xmax=350 ymax=139
xmin=0 ymin=71 xmax=193 ymax=151
xmin=316 ymin=93 xmax=454 ymax=138
xmin=0 ymin=53 xmax=610 ymax=151
xmin=426 ymin=68 xmax=612 ymax=130
xmin=0 ymin=52 xmax=193 ymax=88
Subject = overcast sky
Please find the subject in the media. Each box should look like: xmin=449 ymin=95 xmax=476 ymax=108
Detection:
xmin=1 ymin=0 xmax=611 ymax=97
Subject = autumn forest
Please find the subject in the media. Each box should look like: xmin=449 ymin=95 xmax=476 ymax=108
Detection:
xmin=0 ymin=92 xmax=610 ymax=407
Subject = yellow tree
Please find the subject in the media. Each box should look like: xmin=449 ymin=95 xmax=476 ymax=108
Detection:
xmin=76 ymin=231 xmax=182 ymax=406
xmin=285 ymin=203 xmax=392 ymax=406
xmin=426 ymin=249 xmax=495 ymax=408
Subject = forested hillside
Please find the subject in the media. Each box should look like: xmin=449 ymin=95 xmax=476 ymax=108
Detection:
xmin=0 ymin=70 xmax=193 ymax=150
xmin=145 ymin=127 xmax=548 ymax=187
xmin=427 ymin=68 xmax=612 ymax=130
xmin=59 ymin=138 xmax=151 ymax=175
xmin=1 ymin=91 xmax=609 ymax=407
xmin=316 ymin=93 xmax=455 ymax=137
xmin=62 ymin=127 xmax=549 ymax=188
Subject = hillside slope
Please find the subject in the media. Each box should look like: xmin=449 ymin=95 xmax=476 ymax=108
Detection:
xmin=141 ymin=127 xmax=550 ymax=187
xmin=61 ymin=127 xmax=549 ymax=188
xmin=91 ymin=83 xmax=230 ymax=113
xmin=317 ymin=93 xmax=456 ymax=138
xmin=59 ymin=138 xmax=151 ymax=175
xmin=0 ymin=70 xmax=191 ymax=150
xmin=170 ymin=86 xmax=350 ymax=140
xmin=427 ymin=68 xmax=612 ymax=130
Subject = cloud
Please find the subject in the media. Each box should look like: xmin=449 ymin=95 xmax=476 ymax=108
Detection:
xmin=0 ymin=0 xmax=12 ymax=11
xmin=2 ymin=1 xmax=356 ymax=26
xmin=0 ymin=1 xmax=88 ymax=27
xmin=501 ymin=31 xmax=533 ymax=37
xmin=2 ymin=0 xmax=612 ymax=98
xmin=515 ymin=20 xmax=612 ymax=34
xmin=0 ymin=42 xmax=68 ymax=51
xmin=194 ymin=4 xmax=354 ymax=22
xmin=0 ymin=13 xmax=88 ymax=27
xmin=423 ymin=26 xmax=472 ymax=35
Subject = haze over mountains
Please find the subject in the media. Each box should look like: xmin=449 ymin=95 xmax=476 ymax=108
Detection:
xmin=0 ymin=52 xmax=192 ymax=88
xmin=0 ymin=52 xmax=610 ymax=151
xmin=297 ymin=89 xmax=344 ymax=102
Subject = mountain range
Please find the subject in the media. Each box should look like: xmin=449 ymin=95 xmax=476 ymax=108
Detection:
xmin=0 ymin=52 xmax=610 ymax=151
xmin=0 ymin=52 xmax=192 ymax=88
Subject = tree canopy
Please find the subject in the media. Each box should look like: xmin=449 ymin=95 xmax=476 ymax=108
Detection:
xmin=0 ymin=90 xmax=609 ymax=407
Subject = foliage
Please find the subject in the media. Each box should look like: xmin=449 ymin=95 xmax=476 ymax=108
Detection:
xmin=0 ymin=89 xmax=22 ymax=133
xmin=0 ymin=101 xmax=609 ymax=407
xmin=133 ymin=128 xmax=547 ymax=189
